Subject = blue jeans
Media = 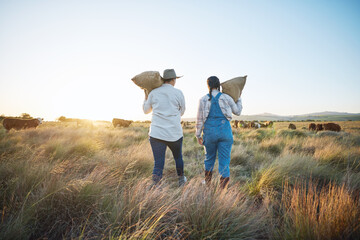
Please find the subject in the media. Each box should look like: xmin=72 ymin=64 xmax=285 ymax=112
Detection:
xmin=149 ymin=137 xmax=184 ymax=182
xmin=203 ymin=127 xmax=233 ymax=178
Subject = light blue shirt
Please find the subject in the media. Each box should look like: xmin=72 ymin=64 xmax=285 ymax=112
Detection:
xmin=143 ymin=84 xmax=186 ymax=141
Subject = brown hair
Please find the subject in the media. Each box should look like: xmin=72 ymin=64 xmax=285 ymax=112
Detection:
xmin=207 ymin=76 xmax=220 ymax=101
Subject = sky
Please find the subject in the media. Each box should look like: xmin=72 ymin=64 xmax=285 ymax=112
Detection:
xmin=0 ymin=0 xmax=359 ymax=121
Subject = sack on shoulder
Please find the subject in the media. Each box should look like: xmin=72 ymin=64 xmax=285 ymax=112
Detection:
xmin=221 ymin=76 xmax=247 ymax=102
xmin=131 ymin=71 xmax=163 ymax=93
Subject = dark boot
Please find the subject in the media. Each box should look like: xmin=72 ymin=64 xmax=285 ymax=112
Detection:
xmin=178 ymin=175 xmax=187 ymax=187
xmin=219 ymin=177 xmax=230 ymax=189
xmin=152 ymin=174 xmax=162 ymax=186
xmin=205 ymin=170 xmax=212 ymax=186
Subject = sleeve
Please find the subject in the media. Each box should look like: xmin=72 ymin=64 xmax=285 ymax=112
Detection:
xmin=143 ymin=92 xmax=153 ymax=114
xmin=195 ymin=98 xmax=205 ymax=138
xmin=228 ymin=96 xmax=243 ymax=116
xmin=179 ymin=91 xmax=186 ymax=116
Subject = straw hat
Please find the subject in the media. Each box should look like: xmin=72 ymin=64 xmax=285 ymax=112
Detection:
xmin=162 ymin=69 xmax=183 ymax=80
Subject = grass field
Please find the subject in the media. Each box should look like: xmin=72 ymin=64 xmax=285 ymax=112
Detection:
xmin=1 ymin=121 xmax=359 ymax=239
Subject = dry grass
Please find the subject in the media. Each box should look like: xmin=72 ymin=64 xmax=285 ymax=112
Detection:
xmin=278 ymin=180 xmax=360 ymax=240
xmin=0 ymin=121 xmax=360 ymax=239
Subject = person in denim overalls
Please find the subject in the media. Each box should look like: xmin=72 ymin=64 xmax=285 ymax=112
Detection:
xmin=196 ymin=76 xmax=243 ymax=188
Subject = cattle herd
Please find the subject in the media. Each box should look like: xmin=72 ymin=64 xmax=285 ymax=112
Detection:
xmin=287 ymin=122 xmax=341 ymax=132
xmin=230 ymin=120 xmax=342 ymax=133
xmin=307 ymin=122 xmax=341 ymax=132
xmin=232 ymin=120 xmax=273 ymax=129
xmin=0 ymin=116 xmax=343 ymax=133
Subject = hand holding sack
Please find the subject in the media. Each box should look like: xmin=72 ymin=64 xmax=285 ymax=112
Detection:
xmin=220 ymin=76 xmax=247 ymax=102
xmin=131 ymin=71 xmax=163 ymax=93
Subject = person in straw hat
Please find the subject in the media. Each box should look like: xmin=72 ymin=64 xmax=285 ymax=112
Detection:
xmin=143 ymin=69 xmax=187 ymax=187
xmin=196 ymin=76 xmax=243 ymax=189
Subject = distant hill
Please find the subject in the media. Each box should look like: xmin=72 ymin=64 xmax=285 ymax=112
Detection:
xmin=182 ymin=112 xmax=360 ymax=122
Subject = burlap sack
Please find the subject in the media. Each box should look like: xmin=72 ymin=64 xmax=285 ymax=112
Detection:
xmin=131 ymin=71 xmax=163 ymax=93
xmin=221 ymin=76 xmax=247 ymax=102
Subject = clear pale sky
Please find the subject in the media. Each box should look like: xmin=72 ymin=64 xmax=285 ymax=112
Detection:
xmin=1 ymin=0 xmax=359 ymax=121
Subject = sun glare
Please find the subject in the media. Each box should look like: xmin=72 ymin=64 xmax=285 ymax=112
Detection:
xmin=52 ymin=79 xmax=149 ymax=121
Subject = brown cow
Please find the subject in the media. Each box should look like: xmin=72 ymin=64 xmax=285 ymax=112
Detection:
xmin=232 ymin=120 xmax=239 ymax=128
xmin=112 ymin=118 xmax=133 ymax=128
xmin=239 ymin=121 xmax=248 ymax=128
xmin=309 ymin=123 xmax=316 ymax=131
xmin=2 ymin=118 xmax=43 ymax=131
xmin=316 ymin=124 xmax=324 ymax=131
xmin=264 ymin=121 xmax=273 ymax=128
xmin=288 ymin=123 xmax=296 ymax=130
xmin=250 ymin=121 xmax=261 ymax=129
xmin=323 ymin=123 xmax=341 ymax=132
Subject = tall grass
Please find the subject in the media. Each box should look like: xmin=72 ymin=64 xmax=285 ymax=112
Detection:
xmin=277 ymin=180 xmax=360 ymax=240
xmin=1 ymin=121 xmax=360 ymax=239
xmin=178 ymin=178 xmax=266 ymax=239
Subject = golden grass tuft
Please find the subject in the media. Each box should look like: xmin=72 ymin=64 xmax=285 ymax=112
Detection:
xmin=279 ymin=180 xmax=360 ymax=239
xmin=178 ymin=178 xmax=266 ymax=239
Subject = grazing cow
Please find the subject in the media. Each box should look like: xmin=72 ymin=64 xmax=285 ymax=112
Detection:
xmin=250 ymin=121 xmax=261 ymax=129
xmin=259 ymin=121 xmax=272 ymax=128
xmin=2 ymin=118 xmax=43 ymax=131
xmin=288 ymin=123 xmax=296 ymax=130
xmin=309 ymin=123 xmax=316 ymax=131
xmin=112 ymin=118 xmax=133 ymax=128
xmin=323 ymin=123 xmax=341 ymax=132
xmin=241 ymin=121 xmax=251 ymax=128
xmin=232 ymin=120 xmax=239 ymax=128
xmin=316 ymin=124 xmax=324 ymax=132
xmin=264 ymin=121 xmax=273 ymax=128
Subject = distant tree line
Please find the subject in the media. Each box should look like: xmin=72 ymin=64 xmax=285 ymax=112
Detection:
xmin=0 ymin=113 xmax=34 ymax=122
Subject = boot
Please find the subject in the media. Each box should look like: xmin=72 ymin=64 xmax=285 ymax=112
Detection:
xmin=152 ymin=174 xmax=162 ymax=186
xmin=205 ymin=170 xmax=212 ymax=186
xmin=178 ymin=175 xmax=187 ymax=187
xmin=219 ymin=177 xmax=230 ymax=189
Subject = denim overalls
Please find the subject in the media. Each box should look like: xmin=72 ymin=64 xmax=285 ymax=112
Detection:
xmin=203 ymin=93 xmax=233 ymax=178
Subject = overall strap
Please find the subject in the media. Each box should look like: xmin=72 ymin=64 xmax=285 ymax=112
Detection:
xmin=214 ymin=92 xmax=222 ymax=101
xmin=208 ymin=92 xmax=222 ymax=102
